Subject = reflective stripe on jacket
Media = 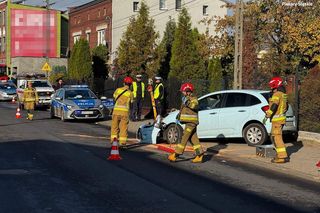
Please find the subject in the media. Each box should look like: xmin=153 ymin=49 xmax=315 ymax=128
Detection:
xmin=267 ymin=91 xmax=287 ymax=123
xmin=153 ymin=83 xmax=164 ymax=100
xmin=23 ymin=88 xmax=38 ymax=102
xmin=132 ymin=81 xmax=145 ymax=98
xmin=113 ymin=86 xmax=133 ymax=115
xmin=179 ymin=96 xmax=199 ymax=125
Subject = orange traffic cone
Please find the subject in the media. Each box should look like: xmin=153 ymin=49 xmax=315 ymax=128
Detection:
xmin=11 ymin=96 xmax=16 ymax=104
xmin=108 ymin=138 xmax=122 ymax=160
xmin=16 ymin=108 xmax=21 ymax=119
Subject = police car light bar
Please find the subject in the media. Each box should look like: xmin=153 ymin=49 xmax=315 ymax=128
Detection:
xmin=63 ymin=85 xmax=89 ymax=88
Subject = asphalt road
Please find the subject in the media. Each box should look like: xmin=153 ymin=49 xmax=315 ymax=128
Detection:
xmin=0 ymin=102 xmax=319 ymax=213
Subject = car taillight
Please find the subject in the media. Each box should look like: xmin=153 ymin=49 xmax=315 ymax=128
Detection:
xmin=261 ymin=105 xmax=269 ymax=112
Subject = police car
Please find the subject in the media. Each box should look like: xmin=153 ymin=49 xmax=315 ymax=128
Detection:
xmin=50 ymin=85 xmax=105 ymax=121
xmin=0 ymin=80 xmax=17 ymax=101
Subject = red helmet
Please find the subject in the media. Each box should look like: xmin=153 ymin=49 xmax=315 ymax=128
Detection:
xmin=269 ymin=77 xmax=283 ymax=89
xmin=124 ymin=76 xmax=133 ymax=84
xmin=180 ymin=82 xmax=194 ymax=92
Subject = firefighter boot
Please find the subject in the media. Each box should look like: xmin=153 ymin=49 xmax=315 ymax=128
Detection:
xmin=29 ymin=113 xmax=34 ymax=121
xmin=168 ymin=153 xmax=178 ymax=162
xmin=192 ymin=154 xmax=204 ymax=163
xmin=271 ymin=157 xmax=289 ymax=163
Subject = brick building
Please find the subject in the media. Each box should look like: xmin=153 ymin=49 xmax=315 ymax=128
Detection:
xmin=68 ymin=0 xmax=112 ymax=51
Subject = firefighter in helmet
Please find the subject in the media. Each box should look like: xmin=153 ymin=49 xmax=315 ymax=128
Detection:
xmin=111 ymin=77 xmax=134 ymax=147
xmin=168 ymin=82 xmax=204 ymax=163
xmin=22 ymin=81 xmax=39 ymax=120
xmin=265 ymin=77 xmax=289 ymax=163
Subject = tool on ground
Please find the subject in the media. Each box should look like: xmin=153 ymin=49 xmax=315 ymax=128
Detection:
xmin=108 ymin=138 xmax=122 ymax=160
xmin=15 ymin=107 xmax=21 ymax=119
xmin=147 ymin=78 xmax=157 ymax=120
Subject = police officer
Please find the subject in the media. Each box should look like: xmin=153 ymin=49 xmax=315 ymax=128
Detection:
xmin=130 ymin=74 xmax=145 ymax=121
xmin=22 ymin=81 xmax=39 ymax=120
xmin=153 ymin=76 xmax=164 ymax=116
xmin=168 ymin=83 xmax=204 ymax=163
xmin=265 ymin=77 xmax=289 ymax=163
xmin=111 ymin=77 xmax=134 ymax=147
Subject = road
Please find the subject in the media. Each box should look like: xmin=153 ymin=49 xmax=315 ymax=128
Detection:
xmin=0 ymin=102 xmax=319 ymax=213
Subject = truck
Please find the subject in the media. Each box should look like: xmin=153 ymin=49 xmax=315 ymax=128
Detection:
xmin=16 ymin=73 xmax=55 ymax=109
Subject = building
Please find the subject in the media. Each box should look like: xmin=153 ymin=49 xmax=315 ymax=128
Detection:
xmin=68 ymin=0 xmax=112 ymax=51
xmin=112 ymin=0 xmax=228 ymax=60
xmin=0 ymin=1 xmax=68 ymax=76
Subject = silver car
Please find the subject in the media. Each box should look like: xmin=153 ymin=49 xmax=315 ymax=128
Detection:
xmin=50 ymin=85 xmax=105 ymax=121
xmin=0 ymin=81 xmax=17 ymax=101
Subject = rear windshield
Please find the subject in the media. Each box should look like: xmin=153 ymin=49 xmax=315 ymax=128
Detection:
xmin=32 ymin=81 xmax=50 ymax=87
xmin=261 ymin=92 xmax=271 ymax=102
xmin=65 ymin=89 xmax=97 ymax=100
xmin=0 ymin=84 xmax=16 ymax=89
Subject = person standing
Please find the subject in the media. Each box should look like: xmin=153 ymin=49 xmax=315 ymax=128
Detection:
xmin=110 ymin=77 xmax=134 ymax=147
xmin=130 ymin=74 xmax=145 ymax=121
xmin=153 ymin=76 xmax=164 ymax=117
xmin=265 ymin=77 xmax=289 ymax=163
xmin=168 ymin=83 xmax=204 ymax=163
xmin=22 ymin=81 xmax=39 ymax=120
xmin=55 ymin=78 xmax=64 ymax=90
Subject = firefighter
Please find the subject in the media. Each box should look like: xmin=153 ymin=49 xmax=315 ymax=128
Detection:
xmin=111 ymin=77 xmax=134 ymax=147
xmin=265 ymin=77 xmax=289 ymax=163
xmin=153 ymin=76 xmax=164 ymax=116
xmin=130 ymin=74 xmax=145 ymax=121
xmin=22 ymin=81 xmax=39 ymax=120
xmin=168 ymin=83 xmax=204 ymax=163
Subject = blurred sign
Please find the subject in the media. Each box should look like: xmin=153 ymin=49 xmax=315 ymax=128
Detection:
xmin=41 ymin=62 xmax=52 ymax=72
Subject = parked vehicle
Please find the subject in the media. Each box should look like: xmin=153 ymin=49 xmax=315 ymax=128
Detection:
xmin=50 ymin=85 xmax=105 ymax=121
xmin=0 ymin=80 xmax=17 ymax=101
xmin=159 ymin=90 xmax=297 ymax=146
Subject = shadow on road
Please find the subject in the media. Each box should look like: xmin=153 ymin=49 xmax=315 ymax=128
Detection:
xmin=286 ymin=141 xmax=304 ymax=157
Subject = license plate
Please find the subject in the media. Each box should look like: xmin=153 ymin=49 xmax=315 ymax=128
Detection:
xmin=285 ymin=122 xmax=294 ymax=126
xmin=81 ymin=111 xmax=94 ymax=115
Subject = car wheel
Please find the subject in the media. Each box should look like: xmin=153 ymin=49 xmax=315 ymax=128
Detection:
xmin=164 ymin=124 xmax=183 ymax=144
xmin=50 ymin=106 xmax=55 ymax=119
xmin=243 ymin=123 xmax=267 ymax=146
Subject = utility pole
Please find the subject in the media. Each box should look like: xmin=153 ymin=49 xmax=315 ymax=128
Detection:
xmin=45 ymin=0 xmax=50 ymax=78
xmin=233 ymin=0 xmax=244 ymax=89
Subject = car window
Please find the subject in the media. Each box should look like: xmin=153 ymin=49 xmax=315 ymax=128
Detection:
xmin=65 ymin=89 xmax=97 ymax=100
xmin=0 ymin=83 xmax=16 ymax=89
xmin=247 ymin=94 xmax=261 ymax=106
xmin=261 ymin=92 xmax=271 ymax=102
xmin=56 ymin=90 xmax=64 ymax=99
xmin=225 ymin=93 xmax=262 ymax=107
xmin=199 ymin=94 xmax=223 ymax=111
xmin=32 ymin=81 xmax=50 ymax=87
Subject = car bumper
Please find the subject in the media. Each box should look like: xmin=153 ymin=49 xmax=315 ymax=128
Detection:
xmin=0 ymin=94 xmax=17 ymax=100
xmin=66 ymin=109 xmax=105 ymax=120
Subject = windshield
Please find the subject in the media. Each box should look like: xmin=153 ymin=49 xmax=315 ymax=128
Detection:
xmin=32 ymin=81 xmax=50 ymax=87
xmin=65 ymin=89 xmax=97 ymax=100
xmin=261 ymin=92 xmax=271 ymax=102
xmin=0 ymin=84 xmax=16 ymax=90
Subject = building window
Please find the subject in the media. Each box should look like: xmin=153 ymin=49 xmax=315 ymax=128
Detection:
xmin=97 ymin=29 xmax=105 ymax=45
xmin=175 ymin=0 xmax=182 ymax=10
xmin=3 ymin=10 xmax=5 ymax=25
xmin=86 ymin=32 xmax=90 ymax=42
xmin=73 ymin=35 xmax=80 ymax=44
xmin=159 ymin=0 xmax=166 ymax=10
xmin=133 ymin=2 xmax=139 ymax=12
xmin=203 ymin=5 xmax=208 ymax=16
xmin=98 ymin=9 xmax=101 ymax=17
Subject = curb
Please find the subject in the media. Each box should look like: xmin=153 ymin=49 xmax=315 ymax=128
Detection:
xmin=298 ymin=131 xmax=320 ymax=144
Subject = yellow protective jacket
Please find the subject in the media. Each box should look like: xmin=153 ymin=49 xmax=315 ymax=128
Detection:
xmin=22 ymin=88 xmax=39 ymax=103
xmin=266 ymin=91 xmax=288 ymax=124
xmin=113 ymin=86 xmax=133 ymax=116
xmin=178 ymin=96 xmax=199 ymax=125
xmin=153 ymin=83 xmax=164 ymax=100
xmin=132 ymin=81 xmax=145 ymax=98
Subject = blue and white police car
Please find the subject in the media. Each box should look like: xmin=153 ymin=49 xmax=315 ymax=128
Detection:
xmin=0 ymin=80 xmax=17 ymax=101
xmin=50 ymin=85 xmax=105 ymax=121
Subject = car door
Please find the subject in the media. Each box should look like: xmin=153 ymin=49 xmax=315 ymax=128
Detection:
xmin=53 ymin=90 xmax=64 ymax=117
xmin=218 ymin=93 xmax=252 ymax=137
xmin=197 ymin=93 xmax=224 ymax=138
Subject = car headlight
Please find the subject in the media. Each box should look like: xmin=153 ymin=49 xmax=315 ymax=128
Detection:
xmin=99 ymin=104 xmax=104 ymax=109
xmin=0 ymin=91 xmax=7 ymax=95
xmin=67 ymin=105 xmax=73 ymax=110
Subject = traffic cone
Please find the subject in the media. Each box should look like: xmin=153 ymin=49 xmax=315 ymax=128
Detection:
xmin=108 ymin=138 xmax=122 ymax=160
xmin=15 ymin=108 xmax=21 ymax=119
xmin=11 ymin=96 xmax=16 ymax=104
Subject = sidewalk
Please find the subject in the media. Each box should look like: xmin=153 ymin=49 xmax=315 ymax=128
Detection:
xmin=98 ymin=119 xmax=320 ymax=182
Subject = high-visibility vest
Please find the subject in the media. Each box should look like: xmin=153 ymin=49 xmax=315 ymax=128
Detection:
xmin=23 ymin=88 xmax=38 ymax=102
xmin=154 ymin=83 xmax=164 ymax=100
xmin=266 ymin=91 xmax=287 ymax=123
xmin=179 ymin=96 xmax=199 ymax=125
xmin=113 ymin=86 xmax=133 ymax=115
xmin=132 ymin=81 xmax=145 ymax=98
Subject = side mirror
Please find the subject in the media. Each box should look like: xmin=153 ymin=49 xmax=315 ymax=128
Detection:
xmin=50 ymin=94 xmax=55 ymax=99
xmin=56 ymin=97 xmax=61 ymax=101
xmin=100 ymin=96 xmax=107 ymax=100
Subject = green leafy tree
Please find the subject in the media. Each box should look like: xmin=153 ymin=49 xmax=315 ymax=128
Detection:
xmin=170 ymin=8 xmax=206 ymax=81
xmin=117 ymin=1 xmax=158 ymax=76
xmin=92 ymin=44 xmax=109 ymax=78
xmin=208 ymin=58 xmax=223 ymax=92
xmin=68 ymin=38 xmax=92 ymax=84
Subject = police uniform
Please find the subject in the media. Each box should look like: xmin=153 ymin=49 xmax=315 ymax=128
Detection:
xmin=131 ymin=75 xmax=145 ymax=121
xmin=111 ymin=85 xmax=133 ymax=146
xmin=153 ymin=77 xmax=164 ymax=116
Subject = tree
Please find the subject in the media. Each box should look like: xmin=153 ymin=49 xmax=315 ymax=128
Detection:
xmin=208 ymin=58 xmax=223 ymax=92
xmin=68 ymin=38 xmax=92 ymax=83
xmin=170 ymin=8 xmax=206 ymax=81
xmin=92 ymin=44 xmax=109 ymax=79
xmin=117 ymin=1 xmax=158 ymax=76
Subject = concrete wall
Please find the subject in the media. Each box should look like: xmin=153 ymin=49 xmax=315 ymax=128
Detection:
xmin=11 ymin=57 xmax=67 ymax=74
xmin=112 ymin=0 xmax=228 ymax=60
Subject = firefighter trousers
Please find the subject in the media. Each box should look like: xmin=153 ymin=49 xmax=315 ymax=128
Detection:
xmin=271 ymin=122 xmax=288 ymax=159
xmin=175 ymin=123 xmax=202 ymax=156
xmin=111 ymin=114 xmax=129 ymax=145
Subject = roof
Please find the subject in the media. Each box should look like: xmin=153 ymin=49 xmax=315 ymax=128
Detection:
xmin=69 ymin=0 xmax=110 ymax=13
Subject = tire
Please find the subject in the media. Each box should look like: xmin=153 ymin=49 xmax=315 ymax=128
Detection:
xmin=243 ymin=123 xmax=267 ymax=146
xmin=163 ymin=124 xmax=183 ymax=144
xmin=50 ymin=106 xmax=55 ymax=119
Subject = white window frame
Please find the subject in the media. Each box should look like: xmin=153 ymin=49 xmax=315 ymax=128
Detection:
xmin=175 ymin=0 xmax=182 ymax=10
xmin=203 ymin=5 xmax=208 ymax=16
xmin=97 ymin=29 xmax=106 ymax=45
xmin=159 ymin=0 xmax=167 ymax=10
xmin=73 ymin=35 xmax=80 ymax=44
xmin=133 ymin=2 xmax=139 ymax=12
